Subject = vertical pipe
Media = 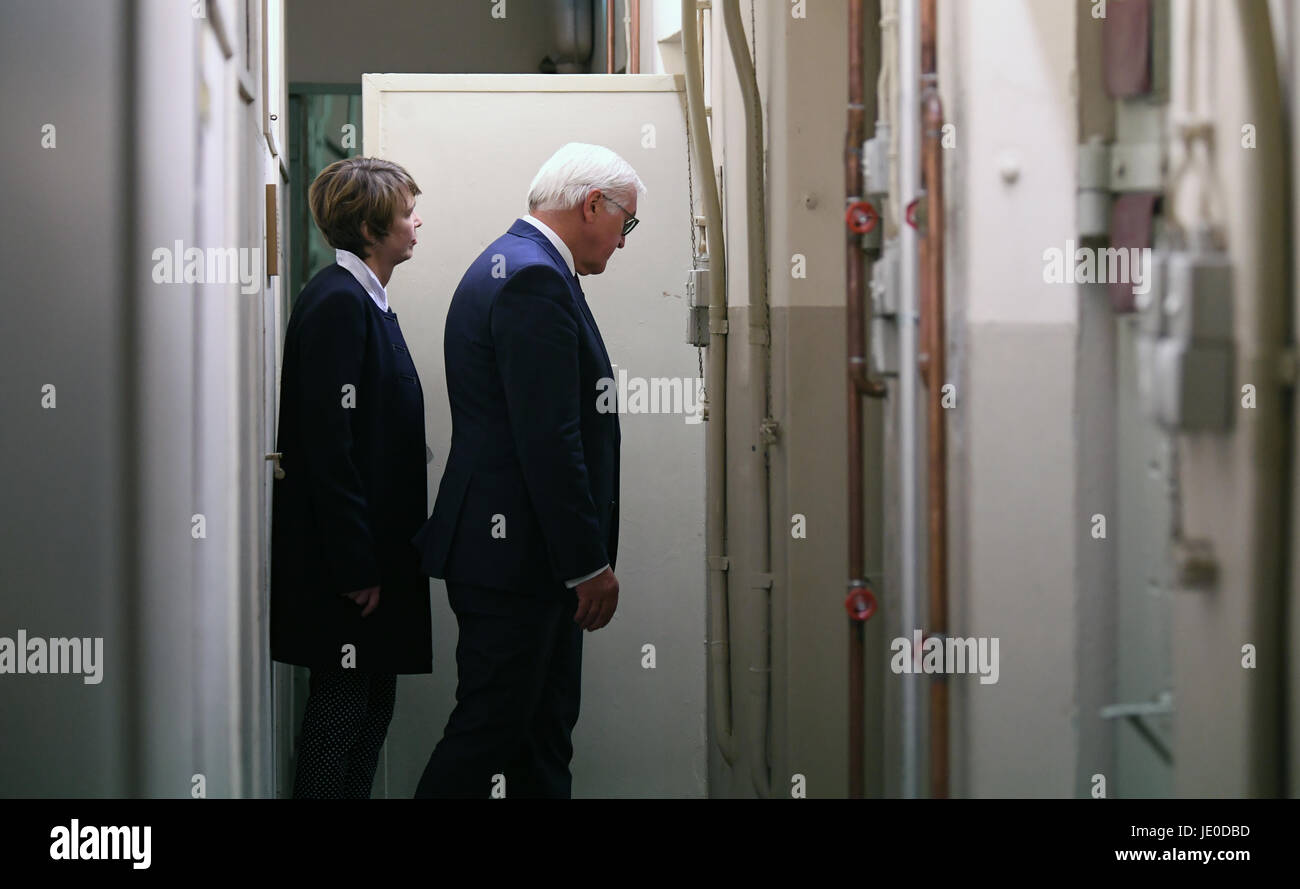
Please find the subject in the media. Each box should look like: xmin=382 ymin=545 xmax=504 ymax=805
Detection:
xmin=630 ymin=0 xmax=641 ymax=73
xmin=682 ymin=0 xmax=737 ymax=768
xmin=845 ymin=0 xmax=887 ymax=800
xmin=846 ymin=0 xmax=867 ymax=801
xmin=897 ymin=0 xmax=920 ymax=800
xmin=720 ymin=0 xmax=773 ymax=799
xmin=606 ymin=0 xmax=616 ymax=72
xmin=919 ymin=0 xmax=948 ymax=800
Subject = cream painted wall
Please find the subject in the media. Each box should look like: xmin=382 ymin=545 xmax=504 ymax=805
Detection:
xmin=364 ymin=73 xmax=706 ymax=797
xmin=960 ymin=1 xmax=1079 ymax=327
xmin=941 ymin=0 xmax=1081 ymax=797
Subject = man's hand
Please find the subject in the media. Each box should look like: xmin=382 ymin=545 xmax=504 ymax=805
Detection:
xmin=574 ymin=568 xmax=619 ymax=631
xmin=344 ymin=585 xmax=381 ymax=617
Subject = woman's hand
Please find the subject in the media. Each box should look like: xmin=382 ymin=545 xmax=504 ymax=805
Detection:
xmin=343 ymin=585 xmax=381 ymax=617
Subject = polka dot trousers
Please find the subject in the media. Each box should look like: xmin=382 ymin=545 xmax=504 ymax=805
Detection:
xmin=291 ymin=670 xmax=397 ymax=798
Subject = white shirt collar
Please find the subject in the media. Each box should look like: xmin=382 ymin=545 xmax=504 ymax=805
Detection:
xmin=335 ymin=248 xmax=389 ymax=312
xmin=521 ymin=215 xmax=576 ymax=278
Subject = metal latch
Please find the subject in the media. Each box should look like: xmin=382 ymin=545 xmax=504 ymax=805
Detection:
xmin=1100 ymin=690 xmax=1174 ymax=764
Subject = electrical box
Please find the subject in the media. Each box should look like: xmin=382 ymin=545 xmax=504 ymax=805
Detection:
xmin=685 ymin=265 xmax=710 ymax=347
xmin=863 ymin=122 xmax=890 ymax=197
xmin=869 ymin=240 xmax=901 ymax=376
xmin=1150 ymin=338 xmax=1234 ymax=430
xmin=1135 ymin=241 xmax=1235 ymax=431
xmin=870 ymin=241 xmax=900 ymax=316
xmin=1163 ymin=250 xmax=1233 ymax=343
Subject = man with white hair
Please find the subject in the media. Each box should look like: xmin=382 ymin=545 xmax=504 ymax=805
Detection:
xmin=413 ymin=143 xmax=645 ymax=798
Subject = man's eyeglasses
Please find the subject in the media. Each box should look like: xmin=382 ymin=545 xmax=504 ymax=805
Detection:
xmin=599 ymin=192 xmax=639 ymax=237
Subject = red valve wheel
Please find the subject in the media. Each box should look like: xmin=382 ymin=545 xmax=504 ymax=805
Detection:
xmin=845 ymin=200 xmax=878 ymax=235
xmin=845 ymin=585 xmax=878 ymax=622
xmin=905 ymin=199 xmax=921 ymax=229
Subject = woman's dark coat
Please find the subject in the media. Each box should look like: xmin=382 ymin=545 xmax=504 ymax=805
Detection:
xmin=270 ymin=263 xmax=432 ymax=674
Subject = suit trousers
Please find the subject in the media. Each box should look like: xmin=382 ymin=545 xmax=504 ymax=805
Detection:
xmin=415 ymin=581 xmax=583 ymax=799
xmin=291 ymin=669 xmax=397 ymax=798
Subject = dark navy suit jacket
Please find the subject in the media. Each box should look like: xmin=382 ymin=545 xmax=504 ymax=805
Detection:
xmin=413 ymin=219 xmax=621 ymax=595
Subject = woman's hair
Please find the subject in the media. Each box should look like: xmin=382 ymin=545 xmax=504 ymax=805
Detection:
xmin=526 ymin=143 xmax=646 ymax=213
xmin=308 ymin=157 xmax=421 ymax=258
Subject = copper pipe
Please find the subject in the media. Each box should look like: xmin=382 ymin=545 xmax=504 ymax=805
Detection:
xmin=920 ymin=0 xmax=936 ymax=83
xmin=630 ymin=0 xmax=641 ymax=73
xmin=606 ymin=0 xmax=616 ymax=72
xmin=845 ymin=0 xmax=885 ymax=801
xmin=846 ymin=0 xmax=866 ymax=801
xmin=919 ymin=0 xmax=948 ymax=800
